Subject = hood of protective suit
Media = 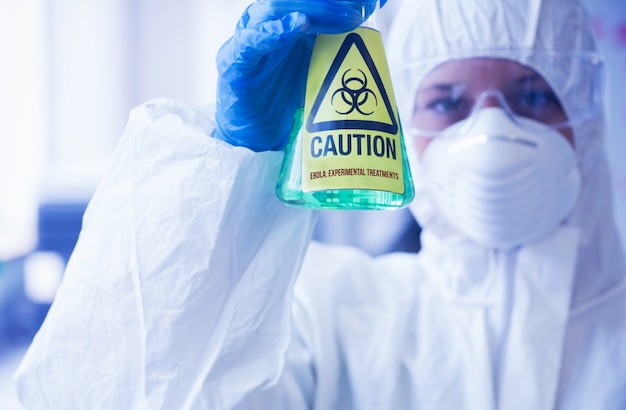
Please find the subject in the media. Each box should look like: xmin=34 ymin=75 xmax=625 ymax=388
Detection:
xmin=386 ymin=0 xmax=626 ymax=308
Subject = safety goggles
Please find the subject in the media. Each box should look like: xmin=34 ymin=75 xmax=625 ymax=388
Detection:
xmin=391 ymin=51 xmax=604 ymax=137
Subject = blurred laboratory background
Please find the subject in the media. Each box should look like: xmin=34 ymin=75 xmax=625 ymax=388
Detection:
xmin=1 ymin=0 xmax=625 ymax=408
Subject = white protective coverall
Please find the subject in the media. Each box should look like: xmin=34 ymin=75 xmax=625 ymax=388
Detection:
xmin=14 ymin=0 xmax=626 ymax=409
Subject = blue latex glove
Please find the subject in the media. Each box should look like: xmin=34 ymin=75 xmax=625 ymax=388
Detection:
xmin=215 ymin=0 xmax=380 ymax=152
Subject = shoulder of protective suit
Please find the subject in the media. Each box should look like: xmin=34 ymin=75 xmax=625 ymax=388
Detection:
xmin=117 ymin=97 xmax=272 ymax=165
xmin=127 ymin=97 xmax=216 ymax=138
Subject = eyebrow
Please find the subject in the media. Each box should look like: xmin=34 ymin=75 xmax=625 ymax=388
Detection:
xmin=515 ymin=73 xmax=546 ymax=85
xmin=419 ymin=74 xmax=548 ymax=93
xmin=417 ymin=82 xmax=464 ymax=94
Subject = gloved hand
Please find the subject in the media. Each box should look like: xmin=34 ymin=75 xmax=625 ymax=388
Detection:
xmin=215 ymin=0 xmax=380 ymax=152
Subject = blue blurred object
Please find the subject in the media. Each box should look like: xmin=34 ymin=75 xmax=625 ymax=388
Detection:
xmin=37 ymin=203 xmax=86 ymax=262
xmin=0 ymin=202 xmax=87 ymax=357
xmin=214 ymin=0 xmax=377 ymax=152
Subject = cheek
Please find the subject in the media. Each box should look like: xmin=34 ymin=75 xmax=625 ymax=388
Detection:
xmin=560 ymin=127 xmax=575 ymax=147
xmin=415 ymin=137 xmax=433 ymax=159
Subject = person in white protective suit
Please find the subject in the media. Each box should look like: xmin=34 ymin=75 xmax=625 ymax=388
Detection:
xmin=13 ymin=0 xmax=626 ymax=408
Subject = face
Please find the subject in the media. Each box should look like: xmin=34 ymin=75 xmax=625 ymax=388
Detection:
xmin=410 ymin=58 xmax=574 ymax=157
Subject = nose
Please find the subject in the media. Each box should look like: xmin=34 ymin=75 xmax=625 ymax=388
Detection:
xmin=475 ymin=90 xmax=508 ymax=110
xmin=479 ymin=94 xmax=505 ymax=108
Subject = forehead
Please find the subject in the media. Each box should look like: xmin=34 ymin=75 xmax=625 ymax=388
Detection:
xmin=419 ymin=58 xmax=545 ymax=90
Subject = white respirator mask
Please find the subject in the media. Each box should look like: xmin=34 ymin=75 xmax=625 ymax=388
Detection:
xmin=420 ymin=107 xmax=581 ymax=250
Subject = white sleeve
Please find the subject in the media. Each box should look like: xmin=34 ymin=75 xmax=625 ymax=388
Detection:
xmin=13 ymin=98 xmax=317 ymax=409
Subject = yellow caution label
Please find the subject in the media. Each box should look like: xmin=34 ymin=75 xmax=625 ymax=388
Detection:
xmin=302 ymin=27 xmax=404 ymax=194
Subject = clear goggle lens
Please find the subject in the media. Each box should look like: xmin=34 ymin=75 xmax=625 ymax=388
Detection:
xmin=391 ymin=53 xmax=604 ymax=138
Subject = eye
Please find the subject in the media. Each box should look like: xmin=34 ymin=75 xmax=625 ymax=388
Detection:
xmin=508 ymin=87 xmax=567 ymax=125
xmin=517 ymin=89 xmax=561 ymax=110
xmin=426 ymin=96 xmax=470 ymax=115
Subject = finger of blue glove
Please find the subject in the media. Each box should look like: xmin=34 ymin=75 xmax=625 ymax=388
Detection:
xmin=215 ymin=0 xmax=379 ymax=152
xmin=216 ymin=11 xmax=313 ymax=151
xmin=220 ymin=9 xmax=310 ymax=74
xmin=265 ymin=0 xmax=377 ymax=34
xmin=227 ymin=0 xmax=374 ymax=70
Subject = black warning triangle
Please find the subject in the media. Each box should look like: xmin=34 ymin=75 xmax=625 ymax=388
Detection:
xmin=306 ymin=32 xmax=399 ymax=135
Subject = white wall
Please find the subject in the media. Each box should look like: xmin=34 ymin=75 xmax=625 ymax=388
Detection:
xmin=40 ymin=0 xmax=249 ymax=202
xmin=0 ymin=0 xmax=44 ymax=259
xmin=0 ymin=0 xmax=249 ymax=260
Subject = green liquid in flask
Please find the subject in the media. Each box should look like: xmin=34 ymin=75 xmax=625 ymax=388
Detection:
xmin=276 ymin=27 xmax=415 ymax=210
xmin=276 ymin=109 xmax=415 ymax=210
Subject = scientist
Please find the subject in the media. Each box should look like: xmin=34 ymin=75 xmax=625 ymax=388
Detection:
xmin=14 ymin=0 xmax=626 ymax=409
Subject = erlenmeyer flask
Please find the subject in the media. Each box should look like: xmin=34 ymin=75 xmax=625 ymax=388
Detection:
xmin=276 ymin=1 xmax=414 ymax=210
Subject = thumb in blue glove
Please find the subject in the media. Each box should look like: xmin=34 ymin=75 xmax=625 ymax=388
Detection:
xmin=215 ymin=0 xmax=379 ymax=152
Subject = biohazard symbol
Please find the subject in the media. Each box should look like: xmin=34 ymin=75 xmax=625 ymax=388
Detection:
xmin=306 ymin=32 xmax=398 ymax=135
xmin=331 ymin=69 xmax=377 ymax=116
